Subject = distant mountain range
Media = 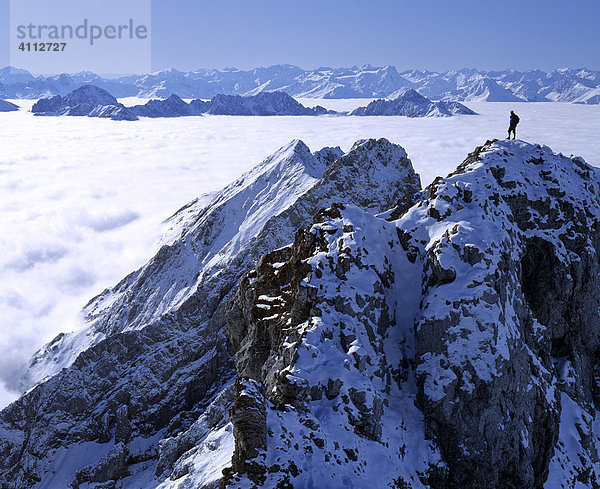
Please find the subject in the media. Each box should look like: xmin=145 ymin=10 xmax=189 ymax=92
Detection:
xmin=30 ymin=86 xmax=475 ymax=120
xmin=2 ymin=65 xmax=600 ymax=103
xmin=31 ymin=86 xmax=333 ymax=120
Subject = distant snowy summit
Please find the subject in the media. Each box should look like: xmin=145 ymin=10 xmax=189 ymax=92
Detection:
xmin=31 ymin=85 xmax=137 ymax=120
xmin=0 ymin=99 xmax=18 ymax=112
xmin=350 ymin=89 xmax=476 ymax=116
xmin=3 ymin=64 xmax=600 ymax=103
xmin=32 ymin=87 xmax=335 ymax=119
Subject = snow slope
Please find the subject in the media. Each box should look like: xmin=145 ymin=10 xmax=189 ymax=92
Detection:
xmin=0 ymin=138 xmax=420 ymax=489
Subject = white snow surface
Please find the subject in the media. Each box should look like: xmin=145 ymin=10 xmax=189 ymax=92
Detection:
xmin=0 ymin=99 xmax=598 ymax=407
xmin=545 ymin=392 xmax=600 ymax=488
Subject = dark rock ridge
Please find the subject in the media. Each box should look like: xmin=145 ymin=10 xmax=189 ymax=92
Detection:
xmin=193 ymin=92 xmax=330 ymax=115
xmin=2 ymin=137 xmax=600 ymax=488
xmin=32 ymin=89 xmax=334 ymax=119
xmin=350 ymin=88 xmax=477 ymax=116
xmin=130 ymin=91 xmax=332 ymax=117
xmin=3 ymin=65 xmax=600 ymax=103
xmin=1 ymin=138 xmax=420 ymax=488
xmin=223 ymin=139 xmax=600 ymax=488
xmin=31 ymin=85 xmax=138 ymax=120
xmin=0 ymin=99 xmax=19 ymax=111
xmin=129 ymin=93 xmax=198 ymax=117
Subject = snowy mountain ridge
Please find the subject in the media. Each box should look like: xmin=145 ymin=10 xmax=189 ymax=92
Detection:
xmin=2 ymin=137 xmax=600 ymax=488
xmin=222 ymin=139 xmax=600 ymax=488
xmin=31 ymin=85 xmax=138 ymax=120
xmin=31 ymin=87 xmax=475 ymax=119
xmin=2 ymin=65 xmax=600 ymax=103
xmin=351 ymin=88 xmax=476 ymax=116
xmin=3 ymin=138 xmax=421 ymax=489
xmin=31 ymin=88 xmax=334 ymax=119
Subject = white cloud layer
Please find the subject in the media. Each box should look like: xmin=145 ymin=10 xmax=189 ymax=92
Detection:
xmin=0 ymin=99 xmax=598 ymax=408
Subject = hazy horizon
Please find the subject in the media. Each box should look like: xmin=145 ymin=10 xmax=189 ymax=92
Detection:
xmin=3 ymin=64 xmax=600 ymax=79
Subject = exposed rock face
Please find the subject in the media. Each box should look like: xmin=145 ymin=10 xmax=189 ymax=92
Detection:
xmin=224 ymin=140 xmax=600 ymax=488
xmin=226 ymin=201 xmax=443 ymax=487
xmin=31 ymin=85 xmax=138 ymax=120
xmin=350 ymin=88 xmax=476 ymax=116
xmin=197 ymin=91 xmax=331 ymax=115
xmin=129 ymin=91 xmax=333 ymax=117
xmin=403 ymin=141 xmax=600 ymax=489
xmin=34 ymin=89 xmax=335 ymax=119
xmin=229 ymin=379 xmax=267 ymax=480
xmin=1 ymin=138 xmax=420 ymax=488
xmin=3 ymin=137 xmax=599 ymax=489
xmin=129 ymin=94 xmax=200 ymax=117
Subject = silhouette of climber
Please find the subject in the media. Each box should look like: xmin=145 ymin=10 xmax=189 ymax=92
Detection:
xmin=507 ymin=110 xmax=520 ymax=140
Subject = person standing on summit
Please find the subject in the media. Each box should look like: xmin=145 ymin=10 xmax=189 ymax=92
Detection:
xmin=507 ymin=110 xmax=520 ymax=139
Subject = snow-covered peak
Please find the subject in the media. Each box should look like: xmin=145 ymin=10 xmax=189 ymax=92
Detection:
xmin=62 ymin=85 xmax=120 ymax=106
xmin=31 ymin=85 xmax=137 ymax=120
xmin=18 ymin=138 xmax=417 ymax=394
xmin=129 ymin=93 xmax=193 ymax=117
xmin=459 ymin=77 xmax=522 ymax=102
xmin=350 ymin=89 xmax=476 ymax=117
xmin=386 ymin=87 xmax=427 ymax=101
xmin=200 ymin=91 xmax=330 ymax=115
xmin=4 ymin=138 xmax=600 ymax=488
xmin=3 ymin=65 xmax=600 ymax=102
xmin=224 ymin=139 xmax=600 ymax=488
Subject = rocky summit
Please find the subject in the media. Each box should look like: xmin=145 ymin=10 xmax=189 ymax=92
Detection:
xmin=350 ymin=88 xmax=476 ymax=117
xmin=1 ymin=138 xmax=599 ymax=489
xmin=31 ymin=85 xmax=138 ymax=121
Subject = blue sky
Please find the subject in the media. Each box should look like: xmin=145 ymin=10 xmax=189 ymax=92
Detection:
xmin=1 ymin=0 xmax=599 ymax=73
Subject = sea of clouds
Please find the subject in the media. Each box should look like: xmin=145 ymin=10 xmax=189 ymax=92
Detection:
xmin=0 ymin=99 xmax=598 ymax=408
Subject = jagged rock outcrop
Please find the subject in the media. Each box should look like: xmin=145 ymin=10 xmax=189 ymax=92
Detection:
xmin=34 ymin=89 xmax=334 ymax=120
xmin=224 ymin=139 xmax=600 ymax=488
xmin=129 ymin=91 xmax=333 ymax=118
xmin=3 ymin=137 xmax=599 ymax=489
xmin=350 ymin=88 xmax=476 ymax=117
xmin=31 ymin=85 xmax=138 ymax=120
xmin=195 ymin=91 xmax=331 ymax=115
xmin=0 ymin=99 xmax=18 ymax=111
xmin=404 ymin=140 xmax=600 ymax=489
xmin=1 ymin=138 xmax=420 ymax=488
xmin=129 ymin=94 xmax=201 ymax=117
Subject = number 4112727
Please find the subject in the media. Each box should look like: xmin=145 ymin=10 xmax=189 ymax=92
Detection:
xmin=18 ymin=42 xmax=67 ymax=52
